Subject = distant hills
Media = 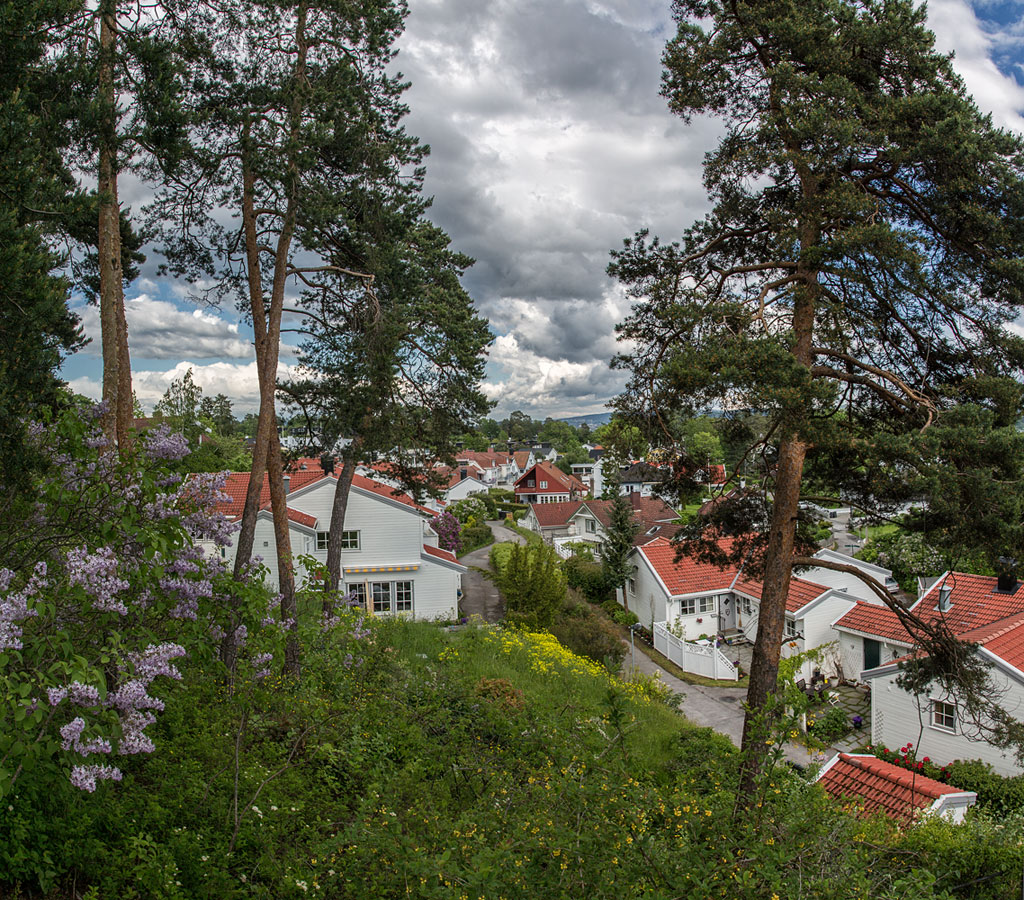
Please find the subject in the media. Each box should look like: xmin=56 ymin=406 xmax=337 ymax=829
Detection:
xmin=556 ymin=411 xmax=613 ymax=428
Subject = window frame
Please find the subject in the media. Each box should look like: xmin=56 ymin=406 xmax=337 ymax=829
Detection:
xmin=680 ymin=595 xmax=715 ymax=616
xmin=931 ymin=699 xmax=956 ymax=733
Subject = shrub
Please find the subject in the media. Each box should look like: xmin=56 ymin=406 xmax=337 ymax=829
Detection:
xmin=807 ymin=706 xmax=849 ymax=743
xmin=550 ymin=597 xmax=626 ymax=669
xmin=459 ymin=522 xmax=494 ymax=554
xmin=945 ymin=759 xmax=1024 ymax=814
xmin=563 ymin=557 xmax=611 ymax=603
xmin=492 ymin=543 xmax=566 ymax=628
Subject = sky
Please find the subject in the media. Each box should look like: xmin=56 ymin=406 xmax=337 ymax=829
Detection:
xmin=61 ymin=0 xmax=1024 ymax=420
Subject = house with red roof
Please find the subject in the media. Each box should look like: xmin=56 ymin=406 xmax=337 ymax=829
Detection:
xmin=839 ymin=571 xmax=1024 ymax=776
xmin=454 ymin=450 xmax=513 ymax=485
xmin=521 ymin=501 xmax=584 ymax=542
xmin=815 ymin=753 xmax=976 ymax=824
xmin=513 ymin=461 xmax=587 ymax=505
xmin=214 ymin=458 xmax=465 ymax=620
xmin=620 ymin=537 xmax=872 ymax=680
xmin=555 ymin=495 xmax=680 ymax=556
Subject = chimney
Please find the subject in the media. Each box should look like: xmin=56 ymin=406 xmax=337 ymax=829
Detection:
xmin=997 ymin=556 xmax=1018 ymax=594
xmin=320 ymin=454 xmax=335 ymax=476
xmin=460 ymin=468 xmax=468 ymax=481
xmin=937 ymin=582 xmax=952 ymax=612
xmin=283 ymin=474 xmax=291 ymax=495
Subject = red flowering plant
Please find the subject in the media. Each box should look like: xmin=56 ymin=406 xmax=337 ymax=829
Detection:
xmin=869 ymin=741 xmax=952 ymax=783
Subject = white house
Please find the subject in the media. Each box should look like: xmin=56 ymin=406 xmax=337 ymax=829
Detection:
xmin=553 ymin=495 xmax=679 ymax=558
xmin=844 ymin=572 xmax=1024 ymax=776
xmin=619 ymin=536 xmax=859 ymax=679
xmin=217 ymin=460 xmax=465 ymax=621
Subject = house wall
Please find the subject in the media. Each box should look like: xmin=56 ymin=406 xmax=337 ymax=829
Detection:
xmin=445 ymin=478 xmax=486 ymax=502
xmin=869 ymin=661 xmax=1024 ymax=776
xmin=290 ymin=481 xmax=424 ymax=567
xmin=342 ymin=560 xmax=459 ymax=621
xmin=836 ymin=631 xmax=908 ymax=683
xmin=620 ymin=556 xmax=668 ymax=630
xmin=799 ymin=594 xmax=857 ymax=678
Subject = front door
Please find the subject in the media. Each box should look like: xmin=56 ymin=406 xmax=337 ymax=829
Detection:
xmin=864 ymin=638 xmax=881 ymax=671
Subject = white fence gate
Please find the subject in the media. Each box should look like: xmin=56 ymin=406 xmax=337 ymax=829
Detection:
xmin=652 ymin=622 xmax=738 ymax=681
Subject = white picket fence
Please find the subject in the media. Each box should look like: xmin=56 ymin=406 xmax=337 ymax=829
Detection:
xmin=652 ymin=622 xmax=738 ymax=681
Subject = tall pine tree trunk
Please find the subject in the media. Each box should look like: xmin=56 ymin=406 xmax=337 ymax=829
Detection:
xmin=266 ymin=430 xmax=300 ymax=676
xmin=737 ymin=205 xmax=820 ymax=794
xmin=323 ymin=441 xmax=359 ymax=613
xmin=225 ymin=3 xmax=308 ymax=675
xmin=97 ymin=0 xmax=131 ymax=447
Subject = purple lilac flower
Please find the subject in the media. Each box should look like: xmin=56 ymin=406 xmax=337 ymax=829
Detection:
xmin=144 ymin=425 xmax=190 ymax=461
xmin=69 ymin=764 xmax=122 ymax=792
xmin=0 ymin=562 xmax=46 ymax=650
xmin=67 ymin=682 xmax=101 ymax=707
xmin=118 ymin=711 xmax=157 ymax=755
xmin=66 ymin=546 xmax=129 ymax=615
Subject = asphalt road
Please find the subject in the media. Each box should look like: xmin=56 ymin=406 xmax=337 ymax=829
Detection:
xmin=457 ymin=520 xmax=526 ymax=623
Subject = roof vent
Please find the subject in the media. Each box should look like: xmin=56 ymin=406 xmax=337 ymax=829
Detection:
xmin=997 ymin=557 xmax=1018 ymax=594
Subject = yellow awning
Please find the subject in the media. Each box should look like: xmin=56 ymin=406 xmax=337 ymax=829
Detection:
xmin=343 ymin=564 xmax=420 ymax=574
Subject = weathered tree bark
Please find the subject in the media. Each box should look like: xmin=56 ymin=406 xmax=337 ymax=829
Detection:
xmin=737 ymin=200 xmax=820 ymax=794
xmin=323 ymin=441 xmax=359 ymax=613
xmin=266 ymin=431 xmax=300 ymax=676
xmin=97 ymin=0 xmax=130 ymax=447
xmin=224 ymin=3 xmax=308 ymax=675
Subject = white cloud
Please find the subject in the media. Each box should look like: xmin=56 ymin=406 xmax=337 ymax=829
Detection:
xmin=70 ymin=360 xmax=303 ymax=414
xmin=74 ymin=295 xmax=255 ymax=360
xmin=928 ymin=0 xmax=1024 ymax=130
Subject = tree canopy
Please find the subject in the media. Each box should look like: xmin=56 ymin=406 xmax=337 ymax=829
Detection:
xmin=611 ymin=0 xmax=1024 ymax=782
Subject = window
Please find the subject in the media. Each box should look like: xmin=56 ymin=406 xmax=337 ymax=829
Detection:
xmin=346 ymin=583 xmax=367 ymax=608
xmin=741 ymin=596 xmax=752 ymax=616
xmin=527 ymin=479 xmax=535 ymax=487
xmin=784 ymin=618 xmax=798 ymax=638
xmin=372 ymin=582 xmax=392 ymax=613
xmin=645 ymin=525 xmax=661 ymax=535
xmin=585 ymin=518 xmax=597 ymax=533
xmin=370 ymin=581 xmax=414 ymax=615
xmin=540 ymin=480 xmax=548 ymax=489
xmin=680 ymin=595 xmax=715 ymax=616
xmin=627 ymin=567 xmax=637 ymax=595
xmin=931 ymin=700 xmax=956 ymax=732
xmin=316 ymin=530 xmax=360 ymax=551
xmin=395 ymin=581 xmax=413 ymax=612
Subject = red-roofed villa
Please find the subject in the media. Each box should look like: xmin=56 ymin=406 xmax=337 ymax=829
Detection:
xmin=211 ymin=458 xmax=465 ymax=621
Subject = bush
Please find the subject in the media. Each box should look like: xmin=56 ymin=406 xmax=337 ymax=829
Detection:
xmin=550 ymin=597 xmax=626 ymax=669
xmin=563 ymin=557 xmax=611 ymax=603
xmin=807 ymin=706 xmax=849 ymax=743
xmin=945 ymin=759 xmax=1024 ymax=814
xmin=492 ymin=543 xmax=566 ymax=628
xmin=459 ymin=522 xmax=494 ymax=554
xmin=871 ymin=743 xmax=951 ymax=782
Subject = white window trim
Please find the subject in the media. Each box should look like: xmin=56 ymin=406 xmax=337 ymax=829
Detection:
xmin=680 ymin=595 xmax=715 ymax=616
xmin=369 ymin=580 xmax=415 ymax=615
xmin=930 ymin=698 xmax=957 ymax=734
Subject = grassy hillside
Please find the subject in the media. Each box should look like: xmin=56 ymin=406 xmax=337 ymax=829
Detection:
xmin=3 ymin=616 xmax=1022 ymax=898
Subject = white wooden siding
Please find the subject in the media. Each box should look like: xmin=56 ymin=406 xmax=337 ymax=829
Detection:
xmin=869 ymin=663 xmax=1024 ymax=776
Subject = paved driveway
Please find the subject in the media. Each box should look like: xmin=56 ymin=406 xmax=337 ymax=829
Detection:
xmin=457 ymin=520 xmax=527 ymax=623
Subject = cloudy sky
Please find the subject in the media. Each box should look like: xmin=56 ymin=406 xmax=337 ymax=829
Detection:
xmin=61 ymin=0 xmax=1024 ymax=418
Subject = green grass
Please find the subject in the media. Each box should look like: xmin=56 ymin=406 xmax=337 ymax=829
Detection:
xmin=504 ymin=521 xmax=544 ymax=545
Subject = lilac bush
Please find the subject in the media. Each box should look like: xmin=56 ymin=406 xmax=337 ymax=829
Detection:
xmin=430 ymin=510 xmax=462 ymax=553
xmin=0 ymin=405 xmax=255 ymax=795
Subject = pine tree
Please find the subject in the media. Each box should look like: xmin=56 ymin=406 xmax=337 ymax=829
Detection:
xmin=601 ymin=474 xmax=638 ymax=608
xmin=612 ymin=0 xmax=1024 ymax=786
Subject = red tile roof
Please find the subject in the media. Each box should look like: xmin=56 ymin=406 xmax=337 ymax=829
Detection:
xmin=834 ymin=573 xmax=1024 ymax=655
xmin=287 ymin=509 xmax=318 ymax=528
xmin=456 ymin=450 xmax=510 ymax=468
xmin=637 ymin=536 xmax=829 ymax=611
xmin=218 ymin=465 xmax=433 ymax=520
xmin=513 ymin=450 xmax=532 ymax=469
xmin=514 ymin=461 xmax=587 ymax=496
xmin=530 ymin=501 xmax=584 ymax=527
xmin=422 ymin=544 xmax=460 ymax=564
xmin=818 ymin=753 xmax=969 ymax=824
xmin=576 ymin=496 xmax=679 ymax=544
